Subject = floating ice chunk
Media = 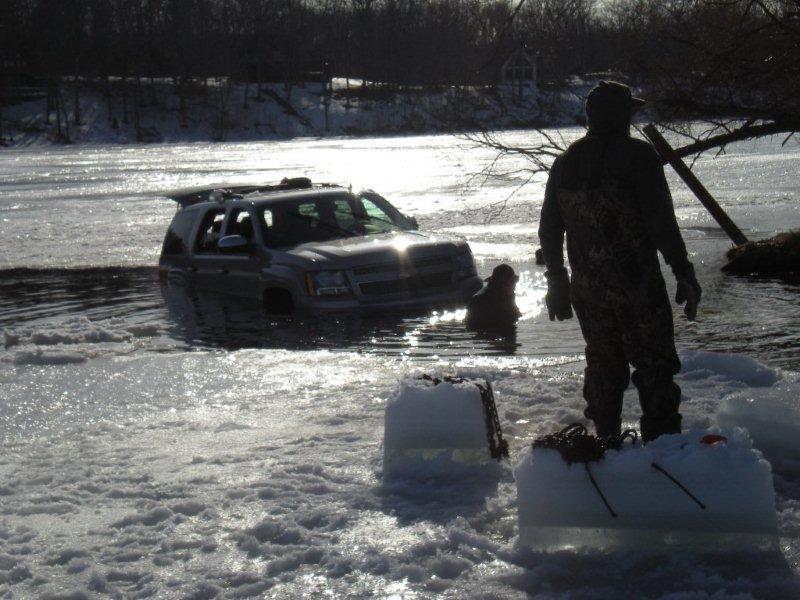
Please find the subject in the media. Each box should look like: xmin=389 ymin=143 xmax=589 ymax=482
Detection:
xmin=4 ymin=315 xmax=132 ymax=349
xmin=215 ymin=421 xmax=251 ymax=433
xmin=11 ymin=349 xmax=87 ymax=365
xmin=124 ymin=324 xmax=161 ymax=337
xmin=717 ymin=385 xmax=800 ymax=472
xmin=383 ymin=378 xmax=499 ymax=478
xmin=680 ymin=351 xmax=780 ymax=387
xmin=3 ymin=330 xmax=20 ymax=348
xmin=514 ymin=429 xmax=777 ymax=550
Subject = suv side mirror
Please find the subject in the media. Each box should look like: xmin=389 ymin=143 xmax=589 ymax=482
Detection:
xmin=218 ymin=235 xmax=251 ymax=253
xmin=406 ymin=215 xmax=419 ymax=231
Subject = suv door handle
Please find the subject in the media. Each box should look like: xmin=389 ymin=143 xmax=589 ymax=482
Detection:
xmin=188 ymin=265 xmax=197 ymax=273
xmin=218 ymin=267 xmax=229 ymax=275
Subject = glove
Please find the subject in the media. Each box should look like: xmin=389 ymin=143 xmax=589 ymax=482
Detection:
xmin=545 ymin=268 xmax=573 ymax=321
xmin=674 ymin=262 xmax=701 ymax=321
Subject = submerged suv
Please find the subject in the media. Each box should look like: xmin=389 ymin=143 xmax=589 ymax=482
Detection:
xmin=158 ymin=178 xmax=482 ymax=313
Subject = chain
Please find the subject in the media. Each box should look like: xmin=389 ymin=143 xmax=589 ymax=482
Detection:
xmin=531 ymin=424 xmax=706 ymax=518
xmin=531 ymin=423 xmax=636 ymax=518
xmin=482 ymin=380 xmax=509 ymax=460
xmin=419 ymin=374 xmax=509 ymax=461
xmin=531 ymin=423 xmax=637 ymax=465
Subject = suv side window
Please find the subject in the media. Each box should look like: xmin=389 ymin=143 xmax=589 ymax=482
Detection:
xmin=162 ymin=210 xmax=197 ymax=256
xmin=195 ymin=208 xmax=226 ymax=254
xmin=286 ymin=202 xmax=328 ymax=242
xmin=226 ymin=208 xmax=256 ymax=248
xmin=333 ymin=199 xmax=356 ymax=230
xmin=298 ymin=202 xmax=320 ymax=220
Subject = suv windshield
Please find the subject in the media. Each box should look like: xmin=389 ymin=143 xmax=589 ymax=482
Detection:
xmin=261 ymin=193 xmax=411 ymax=248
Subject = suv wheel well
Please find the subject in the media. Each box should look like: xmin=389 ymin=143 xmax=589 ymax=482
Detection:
xmin=263 ymin=288 xmax=294 ymax=314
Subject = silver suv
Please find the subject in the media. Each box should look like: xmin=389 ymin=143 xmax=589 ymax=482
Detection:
xmin=158 ymin=178 xmax=482 ymax=313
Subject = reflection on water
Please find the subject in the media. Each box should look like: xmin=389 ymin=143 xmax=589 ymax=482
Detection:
xmin=0 ymin=267 xmax=523 ymax=358
xmin=162 ymin=278 xmax=524 ymax=357
xmin=2 ymin=266 xmax=798 ymax=368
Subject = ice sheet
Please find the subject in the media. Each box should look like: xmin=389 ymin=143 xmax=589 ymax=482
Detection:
xmin=514 ymin=429 xmax=778 ymax=549
xmin=383 ymin=378 xmax=499 ymax=478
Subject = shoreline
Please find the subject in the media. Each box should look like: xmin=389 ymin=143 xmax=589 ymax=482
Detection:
xmin=0 ymin=80 xmax=588 ymax=148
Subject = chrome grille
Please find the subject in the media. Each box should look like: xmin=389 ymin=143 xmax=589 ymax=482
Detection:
xmin=359 ymin=273 xmax=454 ymax=296
xmin=352 ymin=254 xmax=452 ymax=276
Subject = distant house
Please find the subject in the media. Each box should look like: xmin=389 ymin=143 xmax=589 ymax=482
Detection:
xmin=501 ymin=49 xmax=538 ymax=97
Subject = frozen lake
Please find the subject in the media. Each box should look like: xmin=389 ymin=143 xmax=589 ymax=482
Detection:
xmin=1 ymin=131 xmax=799 ymax=598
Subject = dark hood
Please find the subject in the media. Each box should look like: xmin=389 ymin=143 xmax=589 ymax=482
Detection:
xmin=585 ymin=80 xmax=642 ymax=137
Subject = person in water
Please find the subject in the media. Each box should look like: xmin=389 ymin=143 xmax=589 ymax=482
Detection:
xmin=538 ymin=81 xmax=701 ymax=442
xmin=465 ymin=263 xmax=521 ymax=331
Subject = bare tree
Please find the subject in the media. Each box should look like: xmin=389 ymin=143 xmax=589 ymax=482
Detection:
xmin=610 ymin=0 xmax=800 ymax=157
xmin=462 ymin=124 xmax=569 ymax=221
xmin=469 ymin=0 xmax=799 ymax=194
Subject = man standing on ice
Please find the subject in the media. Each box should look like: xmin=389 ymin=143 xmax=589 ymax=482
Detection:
xmin=538 ymin=81 xmax=701 ymax=442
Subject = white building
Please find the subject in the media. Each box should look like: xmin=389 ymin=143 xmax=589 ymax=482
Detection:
xmin=501 ymin=49 xmax=538 ymax=97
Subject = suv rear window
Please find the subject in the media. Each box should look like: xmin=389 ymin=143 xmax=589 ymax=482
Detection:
xmin=162 ymin=210 xmax=197 ymax=256
xmin=195 ymin=209 xmax=226 ymax=254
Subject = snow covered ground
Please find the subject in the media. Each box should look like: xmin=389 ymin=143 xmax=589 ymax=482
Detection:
xmin=2 ymin=349 xmax=799 ymax=598
xmin=2 ymin=80 xmax=577 ymax=147
xmin=1 ymin=131 xmax=799 ymax=598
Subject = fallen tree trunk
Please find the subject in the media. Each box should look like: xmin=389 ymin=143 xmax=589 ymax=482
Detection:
xmin=644 ymin=124 xmax=749 ymax=246
xmin=722 ymin=231 xmax=800 ymax=277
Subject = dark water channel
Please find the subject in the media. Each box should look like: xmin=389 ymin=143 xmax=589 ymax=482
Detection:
xmin=0 ymin=267 xmax=526 ymax=358
xmin=2 ymin=265 xmax=798 ymax=369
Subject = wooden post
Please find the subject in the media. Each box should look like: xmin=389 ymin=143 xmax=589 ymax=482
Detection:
xmin=643 ymin=124 xmax=749 ymax=246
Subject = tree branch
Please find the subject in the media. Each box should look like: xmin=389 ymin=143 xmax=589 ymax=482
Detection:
xmin=669 ymin=121 xmax=800 ymax=160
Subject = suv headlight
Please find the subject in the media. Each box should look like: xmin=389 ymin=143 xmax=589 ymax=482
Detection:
xmin=454 ymin=250 xmax=477 ymax=279
xmin=306 ymin=270 xmax=353 ymax=297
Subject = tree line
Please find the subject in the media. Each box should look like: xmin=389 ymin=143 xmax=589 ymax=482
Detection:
xmin=3 ymin=0 xmax=773 ymax=89
xmin=1 ymin=1 xmax=797 ymax=142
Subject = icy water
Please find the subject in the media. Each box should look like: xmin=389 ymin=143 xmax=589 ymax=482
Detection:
xmin=1 ymin=133 xmax=798 ymax=366
xmin=1 ymin=132 xmax=799 ymax=598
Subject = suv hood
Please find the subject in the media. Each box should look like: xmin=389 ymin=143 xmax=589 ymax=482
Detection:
xmin=284 ymin=231 xmax=467 ymax=266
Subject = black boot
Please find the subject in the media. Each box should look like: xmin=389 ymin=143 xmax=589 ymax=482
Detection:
xmin=593 ymin=417 xmax=622 ymax=440
xmin=640 ymin=412 xmax=682 ymax=443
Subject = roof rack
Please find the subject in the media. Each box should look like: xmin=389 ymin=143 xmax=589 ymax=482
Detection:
xmin=166 ymin=177 xmax=340 ymax=208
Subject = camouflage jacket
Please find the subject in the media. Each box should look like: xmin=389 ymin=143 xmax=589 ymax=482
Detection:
xmin=538 ymin=133 xmax=690 ymax=290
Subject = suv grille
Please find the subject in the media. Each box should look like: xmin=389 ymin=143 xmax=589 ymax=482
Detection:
xmin=359 ymin=273 xmax=454 ymax=296
xmin=353 ymin=254 xmax=452 ymax=276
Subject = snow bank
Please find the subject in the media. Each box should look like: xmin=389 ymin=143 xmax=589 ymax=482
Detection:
xmin=676 ymin=351 xmax=800 ymax=474
xmin=383 ymin=377 xmax=502 ymax=479
xmin=718 ymin=386 xmax=800 ymax=472
xmin=514 ymin=429 xmax=777 ymax=550
xmin=680 ymin=351 xmax=780 ymax=387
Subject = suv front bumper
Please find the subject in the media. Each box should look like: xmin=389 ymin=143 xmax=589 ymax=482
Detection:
xmin=296 ymin=275 xmax=483 ymax=313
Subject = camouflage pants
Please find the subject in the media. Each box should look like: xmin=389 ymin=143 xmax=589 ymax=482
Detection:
xmin=571 ymin=274 xmax=681 ymax=440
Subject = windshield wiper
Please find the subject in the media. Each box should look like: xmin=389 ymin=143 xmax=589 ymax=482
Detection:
xmin=286 ymin=211 xmax=358 ymax=238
